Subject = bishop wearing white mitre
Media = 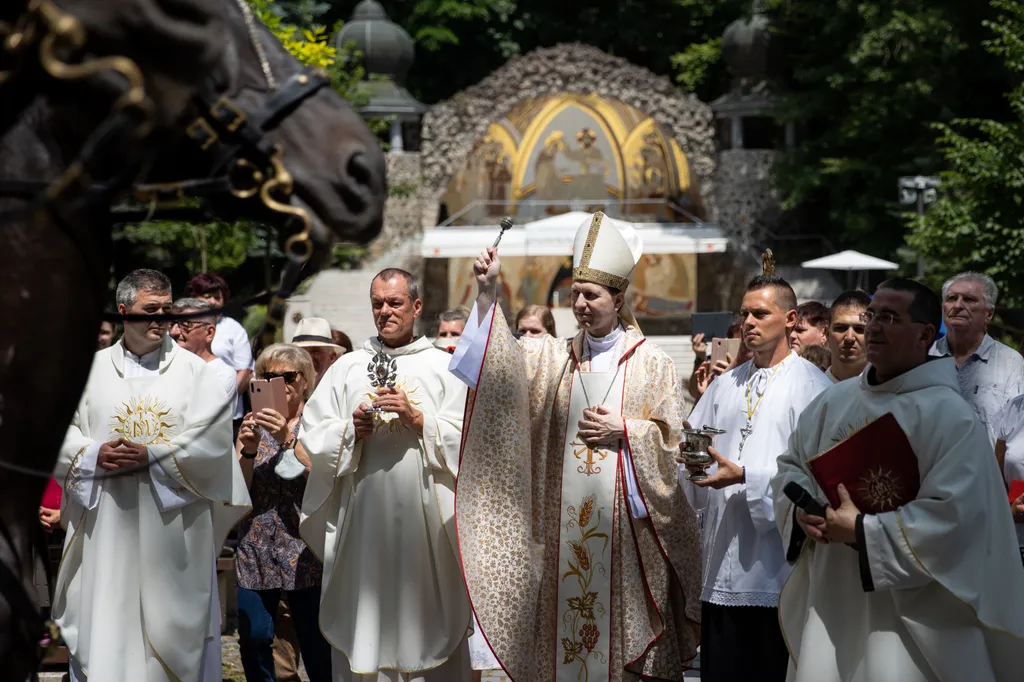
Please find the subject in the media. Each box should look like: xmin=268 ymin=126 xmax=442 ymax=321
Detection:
xmin=53 ymin=269 xmax=250 ymax=682
xmin=450 ymin=212 xmax=702 ymax=682
xmin=772 ymin=278 xmax=1024 ymax=682
xmin=297 ymin=268 xmax=470 ymax=682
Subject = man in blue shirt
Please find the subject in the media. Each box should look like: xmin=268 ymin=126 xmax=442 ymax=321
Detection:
xmin=929 ymin=271 xmax=1024 ymax=446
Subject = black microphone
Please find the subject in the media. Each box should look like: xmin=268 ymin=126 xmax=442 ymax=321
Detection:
xmin=783 ymin=481 xmax=828 ymax=518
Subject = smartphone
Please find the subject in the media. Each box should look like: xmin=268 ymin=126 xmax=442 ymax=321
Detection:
xmin=249 ymin=377 xmax=287 ymax=416
xmin=710 ymin=337 xmax=741 ymax=366
xmin=691 ymin=312 xmax=734 ymax=340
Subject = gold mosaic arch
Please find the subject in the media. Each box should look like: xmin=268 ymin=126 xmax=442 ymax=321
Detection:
xmin=441 ymin=92 xmax=700 ymax=223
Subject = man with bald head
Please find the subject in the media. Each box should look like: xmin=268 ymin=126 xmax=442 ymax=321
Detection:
xmin=297 ymin=268 xmax=470 ymax=682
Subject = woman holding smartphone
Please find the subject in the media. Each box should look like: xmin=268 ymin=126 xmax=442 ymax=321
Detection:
xmin=234 ymin=343 xmax=331 ymax=682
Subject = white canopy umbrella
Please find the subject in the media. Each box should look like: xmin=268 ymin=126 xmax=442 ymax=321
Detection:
xmin=421 ymin=212 xmax=728 ymax=258
xmin=800 ymin=250 xmax=899 ymax=289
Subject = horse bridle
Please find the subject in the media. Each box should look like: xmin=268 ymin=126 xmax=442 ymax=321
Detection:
xmin=0 ymin=0 xmax=333 ymax=669
xmin=1 ymin=0 xmax=333 ymax=341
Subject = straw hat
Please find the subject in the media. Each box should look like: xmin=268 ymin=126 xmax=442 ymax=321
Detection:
xmin=290 ymin=317 xmax=344 ymax=354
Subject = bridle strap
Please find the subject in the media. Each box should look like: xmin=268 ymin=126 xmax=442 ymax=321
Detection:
xmin=251 ymin=69 xmax=328 ymax=131
xmin=45 ymin=68 xmax=329 ymax=225
xmin=0 ymin=4 xmax=329 ymax=667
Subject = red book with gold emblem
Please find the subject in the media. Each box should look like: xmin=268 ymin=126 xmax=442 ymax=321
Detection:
xmin=806 ymin=412 xmax=920 ymax=514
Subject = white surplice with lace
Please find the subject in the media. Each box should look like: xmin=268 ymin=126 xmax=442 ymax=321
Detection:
xmin=684 ymin=352 xmax=831 ymax=607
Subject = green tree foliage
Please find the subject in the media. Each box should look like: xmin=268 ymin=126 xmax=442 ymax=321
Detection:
xmin=907 ymin=0 xmax=1024 ymax=305
xmin=666 ymin=0 xmax=748 ymax=99
xmin=672 ymin=37 xmax=724 ymax=95
xmin=316 ymin=0 xmax=746 ymax=104
xmin=764 ymin=0 xmax=1009 ymax=261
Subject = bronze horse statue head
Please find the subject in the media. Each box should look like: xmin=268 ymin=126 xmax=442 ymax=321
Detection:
xmin=0 ymin=1 xmax=387 ymax=678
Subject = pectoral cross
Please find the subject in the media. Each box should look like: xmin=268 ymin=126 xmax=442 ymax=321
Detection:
xmin=738 ymin=422 xmax=754 ymax=455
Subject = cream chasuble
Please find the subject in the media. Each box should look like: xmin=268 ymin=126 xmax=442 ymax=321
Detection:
xmin=450 ymin=303 xmax=702 ymax=682
xmin=53 ymin=336 xmax=251 ymax=682
xmin=298 ymin=336 xmax=470 ymax=681
xmin=772 ymin=359 xmax=1024 ymax=682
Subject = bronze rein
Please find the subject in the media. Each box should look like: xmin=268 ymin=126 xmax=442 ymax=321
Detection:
xmin=0 ymin=0 xmax=323 ymax=265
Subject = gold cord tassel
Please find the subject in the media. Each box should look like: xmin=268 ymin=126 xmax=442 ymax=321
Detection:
xmin=761 ymin=248 xmax=776 ymax=276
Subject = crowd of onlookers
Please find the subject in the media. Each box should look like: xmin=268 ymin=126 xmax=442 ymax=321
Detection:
xmin=686 ymin=271 xmax=1024 ymax=565
xmin=36 ymin=266 xmax=1024 ymax=679
xmin=35 ymin=270 xmax=559 ymax=682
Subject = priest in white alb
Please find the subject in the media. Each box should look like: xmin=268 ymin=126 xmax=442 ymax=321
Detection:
xmin=772 ymin=278 xmax=1024 ymax=682
xmin=683 ymin=256 xmax=831 ymax=682
xmin=53 ymin=269 xmax=251 ymax=682
xmin=297 ymin=268 xmax=470 ymax=682
xmin=450 ymin=212 xmax=703 ymax=682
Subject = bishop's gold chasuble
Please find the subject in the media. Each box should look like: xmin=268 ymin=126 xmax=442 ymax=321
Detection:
xmin=456 ymin=309 xmax=702 ymax=682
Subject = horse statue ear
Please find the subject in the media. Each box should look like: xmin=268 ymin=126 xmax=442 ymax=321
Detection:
xmin=761 ymin=248 xmax=776 ymax=276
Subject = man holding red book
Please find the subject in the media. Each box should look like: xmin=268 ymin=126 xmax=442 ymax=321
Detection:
xmin=772 ymin=278 xmax=1024 ymax=682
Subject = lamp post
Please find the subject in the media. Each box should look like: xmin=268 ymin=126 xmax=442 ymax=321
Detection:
xmin=336 ymin=0 xmax=425 ymax=152
xmin=898 ymin=175 xmax=940 ymax=278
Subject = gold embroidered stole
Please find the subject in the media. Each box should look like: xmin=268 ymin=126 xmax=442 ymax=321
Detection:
xmin=555 ymin=369 xmax=624 ymax=682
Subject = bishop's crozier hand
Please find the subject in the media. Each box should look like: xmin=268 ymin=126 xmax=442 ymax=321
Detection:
xmin=473 ymin=247 xmax=501 ymax=321
xmin=474 ymin=246 xmax=501 ymax=290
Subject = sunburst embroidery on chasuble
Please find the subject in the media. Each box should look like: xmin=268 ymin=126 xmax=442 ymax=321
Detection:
xmin=561 ymin=494 xmax=609 ymax=673
xmin=365 ymin=377 xmax=422 ymax=435
xmin=829 ymin=417 xmax=873 ymax=446
xmin=111 ymin=396 xmax=176 ymax=446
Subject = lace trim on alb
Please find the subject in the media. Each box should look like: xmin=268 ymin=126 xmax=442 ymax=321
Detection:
xmin=705 ymin=589 xmax=779 ymax=608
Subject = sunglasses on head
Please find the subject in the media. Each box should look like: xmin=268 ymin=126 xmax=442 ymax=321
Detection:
xmin=262 ymin=371 xmax=300 ymax=385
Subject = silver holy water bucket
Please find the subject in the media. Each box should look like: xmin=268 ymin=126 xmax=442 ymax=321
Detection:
xmin=679 ymin=426 xmax=726 ymax=481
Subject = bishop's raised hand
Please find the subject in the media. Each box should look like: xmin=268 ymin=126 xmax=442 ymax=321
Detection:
xmin=474 ymin=247 xmax=501 ymax=291
xmin=474 ymin=246 xmax=501 ymax=320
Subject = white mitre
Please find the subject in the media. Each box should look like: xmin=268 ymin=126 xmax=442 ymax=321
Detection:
xmin=572 ymin=211 xmax=644 ymax=328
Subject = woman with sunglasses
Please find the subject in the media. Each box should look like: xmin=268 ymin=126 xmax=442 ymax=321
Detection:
xmin=234 ymin=344 xmax=331 ymax=682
